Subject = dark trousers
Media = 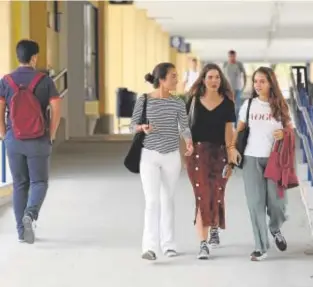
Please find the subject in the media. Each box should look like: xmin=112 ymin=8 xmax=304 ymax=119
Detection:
xmin=5 ymin=133 xmax=51 ymax=237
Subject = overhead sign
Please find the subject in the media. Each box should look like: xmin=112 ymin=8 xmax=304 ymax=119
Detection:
xmin=170 ymin=36 xmax=184 ymax=50
xmin=170 ymin=36 xmax=191 ymax=53
xmin=179 ymin=42 xmax=191 ymax=53
xmin=109 ymin=1 xmax=134 ymax=4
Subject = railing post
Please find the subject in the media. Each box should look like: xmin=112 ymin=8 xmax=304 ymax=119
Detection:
xmin=64 ymin=71 xmax=68 ymax=90
xmin=1 ymin=141 xmax=6 ymax=183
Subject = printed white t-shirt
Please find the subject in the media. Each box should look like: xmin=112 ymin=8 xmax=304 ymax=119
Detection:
xmin=239 ymin=98 xmax=285 ymax=158
xmin=183 ymin=70 xmax=199 ymax=91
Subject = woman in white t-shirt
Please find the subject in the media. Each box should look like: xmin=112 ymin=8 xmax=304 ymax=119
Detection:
xmin=230 ymin=66 xmax=293 ymax=261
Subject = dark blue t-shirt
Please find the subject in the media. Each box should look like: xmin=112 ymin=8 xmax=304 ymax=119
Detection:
xmin=0 ymin=66 xmax=60 ymax=138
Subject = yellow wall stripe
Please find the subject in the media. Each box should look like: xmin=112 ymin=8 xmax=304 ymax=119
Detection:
xmin=11 ymin=1 xmax=22 ymax=69
xmin=29 ymin=1 xmax=47 ymax=69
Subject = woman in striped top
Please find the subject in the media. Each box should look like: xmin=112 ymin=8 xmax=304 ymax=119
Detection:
xmin=130 ymin=62 xmax=193 ymax=261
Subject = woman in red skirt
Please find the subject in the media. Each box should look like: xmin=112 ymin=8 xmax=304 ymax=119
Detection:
xmin=186 ymin=63 xmax=239 ymax=259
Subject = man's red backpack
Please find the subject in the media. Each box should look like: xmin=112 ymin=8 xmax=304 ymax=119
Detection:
xmin=4 ymin=73 xmax=46 ymax=140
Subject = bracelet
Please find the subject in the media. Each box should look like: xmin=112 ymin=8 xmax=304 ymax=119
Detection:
xmin=226 ymin=144 xmax=235 ymax=150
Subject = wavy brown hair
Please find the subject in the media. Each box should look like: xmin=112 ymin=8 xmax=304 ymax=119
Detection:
xmin=252 ymin=66 xmax=290 ymax=127
xmin=188 ymin=63 xmax=234 ymax=101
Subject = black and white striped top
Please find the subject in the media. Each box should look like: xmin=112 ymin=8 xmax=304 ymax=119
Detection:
xmin=130 ymin=95 xmax=191 ymax=154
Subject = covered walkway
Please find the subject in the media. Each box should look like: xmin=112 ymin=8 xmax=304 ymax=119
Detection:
xmin=0 ymin=141 xmax=312 ymax=287
xmin=0 ymin=1 xmax=313 ymax=286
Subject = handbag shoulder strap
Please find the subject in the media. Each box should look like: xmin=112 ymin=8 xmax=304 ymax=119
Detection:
xmin=141 ymin=94 xmax=148 ymax=122
xmin=188 ymin=96 xmax=196 ymax=127
xmin=246 ymin=98 xmax=253 ymax=125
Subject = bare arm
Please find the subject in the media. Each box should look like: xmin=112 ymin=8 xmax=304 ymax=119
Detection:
xmin=225 ymin=122 xmax=234 ymax=150
xmin=230 ymin=121 xmax=246 ymax=148
xmin=47 ymin=77 xmax=62 ymax=140
xmin=130 ymin=95 xmax=145 ymax=134
xmin=177 ymin=98 xmax=192 ymax=144
xmin=49 ymin=99 xmax=61 ymax=140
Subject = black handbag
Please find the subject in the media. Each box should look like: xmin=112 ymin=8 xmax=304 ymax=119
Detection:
xmin=236 ymin=98 xmax=252 ymax=169
xmin=124 ymin=94 xmax=148 ymax=173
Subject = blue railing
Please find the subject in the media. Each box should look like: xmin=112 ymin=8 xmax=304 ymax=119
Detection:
xmin=290 ymin=68 xmax=313 ymax=185
xmin=0 ymin=68 xmax=68 ymax=185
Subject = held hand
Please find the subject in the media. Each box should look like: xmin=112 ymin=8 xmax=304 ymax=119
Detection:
xmin=222 ymin=164 xmax=233 ymax=179
xmin=229 ymin=148 xmax=242 ymax=166
xmin=142 ymin=124 xmax=153 ymax=135
xmin=273 ymin=129 xmax=284 ymax=140
xmin=185 ymin=142 xmax=194 ymax=156
xmin=0 ymin=125 xmax=6 ymax=140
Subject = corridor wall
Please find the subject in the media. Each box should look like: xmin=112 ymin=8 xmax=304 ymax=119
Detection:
xmin=100 ymin=3 xmax=172 ymax=133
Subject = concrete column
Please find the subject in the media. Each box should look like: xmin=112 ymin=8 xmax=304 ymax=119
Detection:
xmin=170 ymin=47 xmax=177 ymax=66
xmin=29 ymin=1 xmax=47 ymax=69
xmin=58 ymin=1 xmax=69 ymax=140
xmin=155 ymin=24 xmax=163 ymax=63
xmin=176 ymin=53 xmax=188 ymax=93
xmin=103 ymin=4 xmax=123 ymax=133
xmin=0 ymin=2 xmax=12 ymax=76
xmin=135 ymin=9 xmax=147 ymax=93
xmin=98 ymin=1 xmax=105 ymax=115
xmin=66 ymin=1 xmax=87 ymax=138
xmin=162 ymin=32 xmax=170 ymax=63
xmin=122 ymin=5 xmax=136 ymax=91
xmin=145 ymin=19 xmax=157 ymax=74
xmin=46 ymin=1 xmax=60 ymax=73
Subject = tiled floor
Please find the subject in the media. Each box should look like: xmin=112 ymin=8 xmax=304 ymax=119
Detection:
xmin=0 ymin=142 xmax=312 ymax=287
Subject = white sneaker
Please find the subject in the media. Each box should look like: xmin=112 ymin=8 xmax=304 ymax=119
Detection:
xmin=22 ymin=215 xmax=36 ymax=244
xmin=197 ymin=241 xmax=210 ymax=260
xmin=165 ymin=249 xmax=178 ymax=257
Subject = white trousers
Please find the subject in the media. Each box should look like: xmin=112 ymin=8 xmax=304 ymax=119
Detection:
xmin=140 ymin=148 xmax=181 ymax=254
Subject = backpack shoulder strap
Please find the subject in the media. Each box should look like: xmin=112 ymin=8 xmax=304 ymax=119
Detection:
xmin=3 ymin=75 xmax=19 ymax=92
xmin=28 ymin=73 xmax=45 ymax=93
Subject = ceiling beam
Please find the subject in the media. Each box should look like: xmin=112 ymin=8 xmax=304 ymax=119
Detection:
xmin=265 ymin=2 xmax=283 ymax=60
xmin=171 ymin=25 xmax=313 ymax=40
xmin=201 ymin=57 xmax=307 ymax=64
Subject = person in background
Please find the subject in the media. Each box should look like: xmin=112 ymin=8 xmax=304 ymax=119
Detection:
xmin=180 ymin=58 xmax=200 ymax=167
xmin=223 ymin=50 xmax=247 ymax=124
xmin=130 ymin=62 xmax=193 ymax=261
xmin=0 ymin=39 xmax=61 ymax=244
xmin=183 ymin=57 xmax=199 ymax=93
xmin=231 ymin=66 xmax=292 ymax=261
xmin=186 ymin=63 xmax=238 ymax=259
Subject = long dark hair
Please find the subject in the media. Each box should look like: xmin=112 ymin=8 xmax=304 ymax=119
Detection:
xmin=252 ymin=66 xmax=290 ymax=127
xmin=188 ymin=63 xmax=234 ymax=101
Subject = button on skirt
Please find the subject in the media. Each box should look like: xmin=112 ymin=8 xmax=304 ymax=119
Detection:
xmin=186 ymin=142 xmax=229 ymax=229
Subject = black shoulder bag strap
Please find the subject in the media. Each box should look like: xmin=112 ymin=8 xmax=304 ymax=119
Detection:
xmin=246 ymin=98 xmax=253 ymax=126
xmin=141 ymin=94 xmax=148 ymax=124
xmin=188 ymin=96 xmax=196 ymax=128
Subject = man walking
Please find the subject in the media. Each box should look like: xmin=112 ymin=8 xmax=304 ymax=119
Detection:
xmin=183 ymin=57 xmax=199 ymax=93
xmin=0 ymin=39 xmax=61 ymax=244
xmin=223 ymin=50 xmax=247 ymax=123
